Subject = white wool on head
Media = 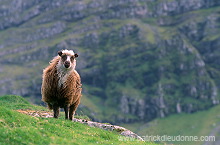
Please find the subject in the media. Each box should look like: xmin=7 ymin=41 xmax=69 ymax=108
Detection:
xmin=56 ymin=49 xmax=77 ymax=87
xmin=62 ymin=49 xmax=75 ymax=56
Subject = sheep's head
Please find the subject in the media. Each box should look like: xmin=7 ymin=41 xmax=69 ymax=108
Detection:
xmin=57 ymin=50 xmax=78 ymax=69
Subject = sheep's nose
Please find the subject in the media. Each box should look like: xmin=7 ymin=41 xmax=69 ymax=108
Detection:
xmin=64 ymin=61 xmax=70 ymax=68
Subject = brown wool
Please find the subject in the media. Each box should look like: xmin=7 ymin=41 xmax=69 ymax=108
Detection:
xmin=41 ymin=50 xmax=82 ymax=120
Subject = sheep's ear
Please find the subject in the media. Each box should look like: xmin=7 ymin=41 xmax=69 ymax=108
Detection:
xmin=74 ymin=53 xmax=79 ymax=58
xmin=58 ymin=51 xmax=62 ymax=56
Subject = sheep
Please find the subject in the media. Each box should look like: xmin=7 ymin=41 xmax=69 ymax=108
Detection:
xmin=41 ymin=49 xmax=82 ymax=120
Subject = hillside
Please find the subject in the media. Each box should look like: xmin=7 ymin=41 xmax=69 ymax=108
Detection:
xmin=0 ymin=95 xmax=153 ymax=145
xmin=121 ymin=104 xmax=220 ymax=145
xmin=1 ymin=0 xmax=220 ymax=123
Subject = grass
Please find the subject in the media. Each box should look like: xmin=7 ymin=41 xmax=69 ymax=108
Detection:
xmin=0 ymin=95 xmax=45 ymax=111
xmin=121 ymin=104 xmax=220 ymax=145
xmin=0 ymin=95 xmax=156 ymax=145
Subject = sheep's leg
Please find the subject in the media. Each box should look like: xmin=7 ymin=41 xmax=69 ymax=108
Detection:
xmin=53 ymin=104 xmax=60 ymax=118
xmin=69 ymin=100 xmax=80 ymax=120
xmin=64 ymin=105 xmax=69 ymax=120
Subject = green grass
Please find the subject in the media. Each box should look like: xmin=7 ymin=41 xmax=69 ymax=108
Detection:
xmin=0 ymin=95 xmax=156 ymax=145
xmin=0 ymin=95 xmax=45 ymax=111
xmin=121 ymin=105 xmax=220 ymax=145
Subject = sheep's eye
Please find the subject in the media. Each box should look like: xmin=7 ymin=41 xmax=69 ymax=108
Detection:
xmin=70 ymin=56 xmax=75 ymax=61
xmin=62 ymin=55 xmax=67 ymax=60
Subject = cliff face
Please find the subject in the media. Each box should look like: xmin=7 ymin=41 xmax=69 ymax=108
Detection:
xmin=1 ymin=0 xmax=220 ymax=123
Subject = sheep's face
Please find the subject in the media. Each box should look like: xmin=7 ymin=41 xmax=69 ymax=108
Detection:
xmin=58 ymin=50 xmax=78 ymax=69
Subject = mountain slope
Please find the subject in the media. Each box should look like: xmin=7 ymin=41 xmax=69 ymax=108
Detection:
xmin=0 ymin=0 xmax=220 ymax=123
xmin=121 ymin=104 xmax=220 ymax=145
xmin=0 ymin=95 xmax=152 ymax=145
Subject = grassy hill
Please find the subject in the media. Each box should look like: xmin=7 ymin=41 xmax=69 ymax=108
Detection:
xmin=1 ymin=95 xmax=218 ymax=145
xmin=0 ymin=95 xmax=154 ymax=145
xmin=121 ymin=104 xmax=220 ymax=145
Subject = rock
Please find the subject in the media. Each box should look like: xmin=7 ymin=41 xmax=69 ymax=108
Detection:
xmin=73 ymin=118 xmax=144 ymax=141
xmin=176 ymin=102 xmax=182 ymax=113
